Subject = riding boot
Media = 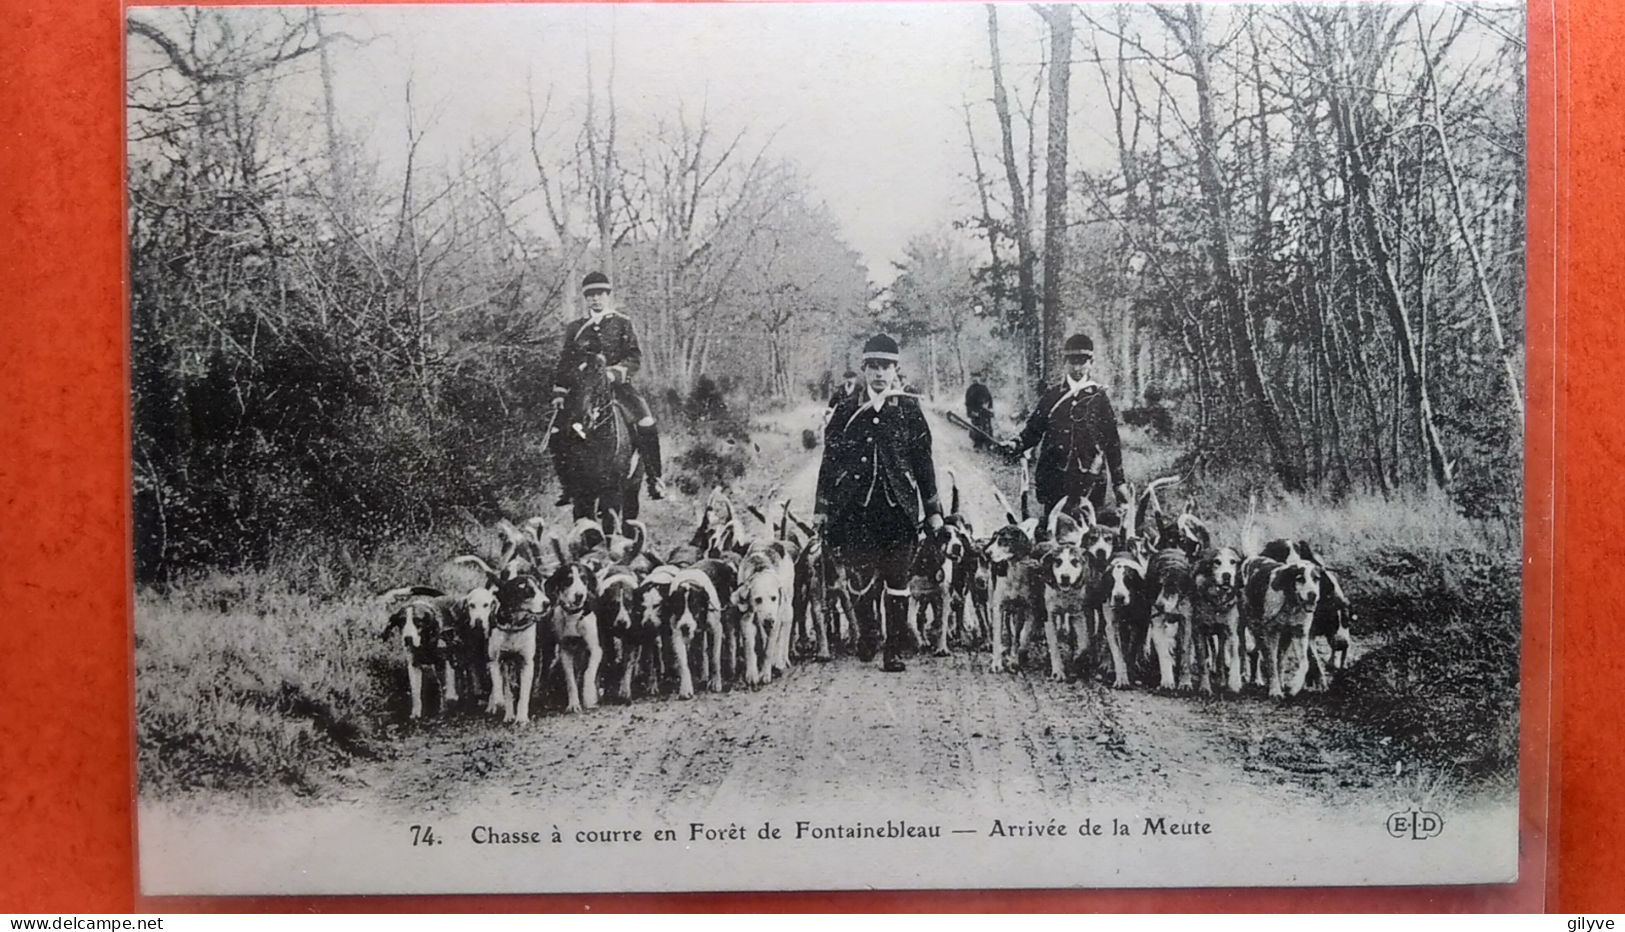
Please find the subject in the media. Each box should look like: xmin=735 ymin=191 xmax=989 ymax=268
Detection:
xmin=855 ymin=590 xmax=881 ymax=663
xmin=637 ymin=425 xmax=666 ymax=500
xmin=552 ymin=448 xmax=572 ymax=506
xmin=880 ymin=589 xmax=909 ymax=672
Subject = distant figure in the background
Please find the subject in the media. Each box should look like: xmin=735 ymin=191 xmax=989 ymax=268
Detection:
xmin=832 ymin=373 xmax=858 ymax=412
xmin=965 ymin=373 xmax=995 ymax=450
xmin=1122 ymin=387 xmax=1174 ymax=439
xmin=688 ymin=374 xmax=728 ymax=422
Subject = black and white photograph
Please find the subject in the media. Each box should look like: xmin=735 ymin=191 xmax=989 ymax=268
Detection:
xmin=129 ymin=1 xmax=1529 ymax=895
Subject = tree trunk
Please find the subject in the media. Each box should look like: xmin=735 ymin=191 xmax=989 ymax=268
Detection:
xmin=314 ymin=11 xmax=347 ymax=218
xmin=986 ymin=4 xmax=1041 ymax=401
xmin=1039 ymin=5 xmax=1073 ymax=381
xmin=962 ymin=103 xmax=1006 ymax=323
xmin=1164 ymin=3 xmax=1304 ymax=492
xmin=1419 ymin=37 xmax=1525 ymax=430
xmin=1334 ymin=100 xmax=1454 ymax=490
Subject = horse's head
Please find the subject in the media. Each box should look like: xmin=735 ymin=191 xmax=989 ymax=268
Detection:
xmin=562 ymin=353 xmax=613 ymax=438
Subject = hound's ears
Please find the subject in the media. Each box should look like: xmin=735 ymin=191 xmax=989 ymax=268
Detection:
xmin=495 ymin=517 xmax=522 ymax=545
xmin=1270 ymin=565 xmax=1303 ymax=592
xmin=1295 ymin=540 xmax=1320 ymax=564
xmin=1319 ymin=566 xmax=1344 ymax=596
xmin=731 ymin=586 xmax=751 ymax=611
xmin=382 ymin=612 xmax=405 ymax=641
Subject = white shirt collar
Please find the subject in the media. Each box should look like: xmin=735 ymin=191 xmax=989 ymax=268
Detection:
xmin=1064 ymin=374 xmax=1097 ymax=396
xmin=586 ymin=309 xmax=610 ymax=327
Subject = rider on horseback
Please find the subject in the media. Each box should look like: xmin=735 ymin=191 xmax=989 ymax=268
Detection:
xmin=551 ymin=271 xmax=666 ymax=503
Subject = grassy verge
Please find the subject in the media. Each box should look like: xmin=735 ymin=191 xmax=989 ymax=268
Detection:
xmin=136 ymin=579 xmax=395 ymax=796
xmin=1136 ymin=436 xmax=1520 ymax=784
xmin=984 ymin=423 xmax=1520 ymax=784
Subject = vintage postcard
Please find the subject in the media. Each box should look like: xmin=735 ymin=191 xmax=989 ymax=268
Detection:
xmin=130 ymin=1 xmax=1529 ymax=895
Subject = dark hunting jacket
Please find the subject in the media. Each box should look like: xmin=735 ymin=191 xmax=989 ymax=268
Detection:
xmin=817 ymin=389 xmax=942 ymax=551
xmin=1013 ymin=380 xmax=1124 ymax=507
xmin=827 ymin=382 xmax=860 ymax=410
xmin=552 ymin=311 xmax=642 ymax=398
xmin=964 ymin=382 xmax=993 ymax=413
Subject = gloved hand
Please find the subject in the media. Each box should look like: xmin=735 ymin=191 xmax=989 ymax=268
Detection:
xmin=1114 ymin=483 xmax=1131 ymax=505
xmin=550 ymin=396 xmax=566 ymax=411
xmin=924 ymin=513 xmax=945 ymax=534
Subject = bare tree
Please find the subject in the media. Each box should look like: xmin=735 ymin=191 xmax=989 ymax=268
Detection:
xmin=1037 ymin=4 xmax=1074 ymax=380
xmin=985 ymin=4 xmax=1042 ymax=399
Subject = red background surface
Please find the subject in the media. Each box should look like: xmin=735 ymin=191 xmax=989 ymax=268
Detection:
xmin=0 ymin=0 xmax=1606 ymax=913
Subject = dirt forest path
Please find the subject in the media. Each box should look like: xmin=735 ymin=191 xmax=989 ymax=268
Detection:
xmin=351 ymin=404 xmax=1427 ymax=824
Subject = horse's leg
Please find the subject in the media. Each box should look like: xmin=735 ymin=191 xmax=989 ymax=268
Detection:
xmin=599 ymin=483 xmax=622 ymax=532
xmin=623 ymin=481 xmax=641 ymax=522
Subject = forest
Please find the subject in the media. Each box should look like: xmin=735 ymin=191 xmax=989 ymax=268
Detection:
xmin=127 ymin=4 xmax=1526 ymax=582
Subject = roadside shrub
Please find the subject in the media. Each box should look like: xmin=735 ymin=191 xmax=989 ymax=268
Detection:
xmin=1321 ymin=548 xmax=1520 ymax=780
xmin=669 ymin=434 xmax=752 ymax=496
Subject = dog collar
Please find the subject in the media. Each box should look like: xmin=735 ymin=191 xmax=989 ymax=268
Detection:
xmin=494 ymin=611 xmax=543 ymax=633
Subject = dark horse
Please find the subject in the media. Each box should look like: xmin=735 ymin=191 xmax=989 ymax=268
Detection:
xmin=552 ymin=354 xmax=645 ymax=528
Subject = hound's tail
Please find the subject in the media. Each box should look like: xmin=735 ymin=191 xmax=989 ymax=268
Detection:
xmin=451 ymin=554 xmax=497 ymax=578
xmin=945 ymin=468 xmax=961 ymax=517
xmin=782 ymin=505 xmax=816 ymax=538
xmin=1134 ymin=475 xmax=1181 ymax=534
xmin=1018 ymin=457 xmax=1031 ymax=522
xmin=378 ymin=585 xmax=445 ymax=603
xmin=992 ymin=487 xmax=1019 ymax=527
xmin=1240 ymin=491 xmax=1263 ymax=558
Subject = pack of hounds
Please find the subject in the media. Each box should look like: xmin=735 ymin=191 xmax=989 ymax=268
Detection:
xmin=379 ymin=474 xmax=1357 ymax=723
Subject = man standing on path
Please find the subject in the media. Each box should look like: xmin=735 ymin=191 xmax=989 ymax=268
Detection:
xmin=1001 ymin=333 xmax=1129 ymax=518
xmin=550 ymin=271 xmax=667 ymax=504
xmin=825 ymin=369 xmax=859 ymax=419
xmin=965 ymin=372 xmax=995 ymax=450
xmin=814 ymin=334 xmax=943 ymax=672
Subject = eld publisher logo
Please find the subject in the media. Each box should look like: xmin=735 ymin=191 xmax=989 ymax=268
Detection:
xmin=1386 ymin=810 xmax=1444 ymax=840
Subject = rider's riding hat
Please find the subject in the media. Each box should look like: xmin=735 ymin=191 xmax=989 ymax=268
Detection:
xmin=1063 ymin=333 xmax=1095 ymax=360
xmin=861 ymin=333 xmax=901 ymax=364
xmin=581 ymin=271 xmax=612 ymax=296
